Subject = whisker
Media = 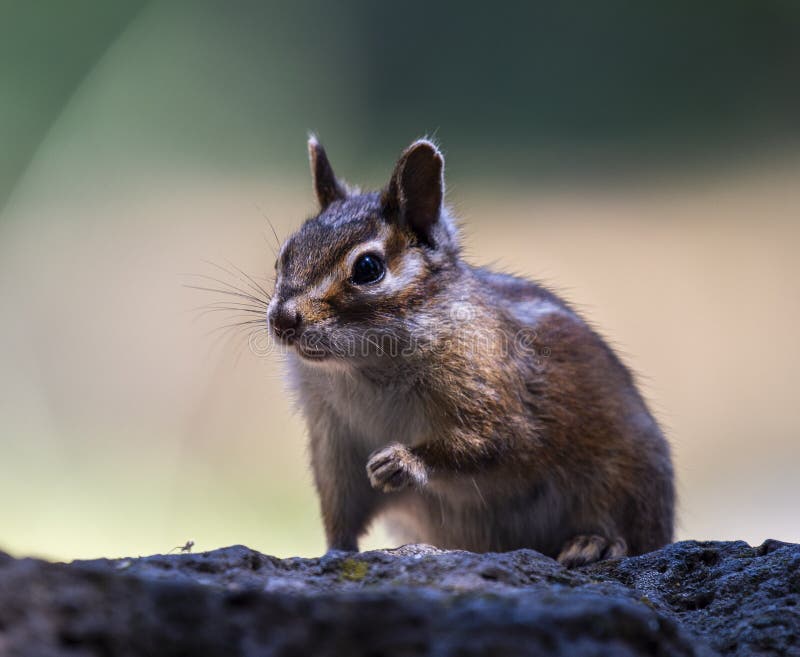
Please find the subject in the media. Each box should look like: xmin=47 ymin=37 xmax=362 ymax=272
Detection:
xmin=191 ymin=306 xmax=266 ymax=320
xmin=263 ymin=212 xmax=282 ymax=251
xmin=187 ymin=248 xmax=278 ymax=362
xmin=190 ymin=301 xmax=267 ymax=313
xmin=195 ymin=311 xmax=266 ymax=326
xmin=197 ymin=263 xmax=272 ymax=303
xmin=185 ymin=271 xmax=267 ymax=300
xmin=262 ymin=231 xmax=278 ymax=258
xmin=207 ymin=322 xmax=263 ymax=360
xmin=202 ymin=260 xmax=269 ymax=301
xmin=220 ymin=258 xmax=273 ymax=304
xmin=183 ymin=283 xmax=269 ymax=307
xmin=254 ymin=204 xmax=282 ymax=254
xmin=203 ymin=318 xmax=266 ymax=338
xmin=232 ymin=324 xmax=270 ymax=366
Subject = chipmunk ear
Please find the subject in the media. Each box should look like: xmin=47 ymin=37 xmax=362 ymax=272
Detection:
xmin=308 ymin=134 xmax=347 ymax=210
xmin=383 ymin=139 xmax=444 ymax=248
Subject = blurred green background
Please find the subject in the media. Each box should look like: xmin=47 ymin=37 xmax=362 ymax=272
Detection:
xmin=1 ymin=0 xmax=799 ymax=560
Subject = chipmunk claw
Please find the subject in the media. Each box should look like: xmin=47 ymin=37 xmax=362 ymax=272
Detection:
xmin=366 ymin=443 xmax=428 ymax=492
xmin=557 ymin=534 xmax=627 ymax=567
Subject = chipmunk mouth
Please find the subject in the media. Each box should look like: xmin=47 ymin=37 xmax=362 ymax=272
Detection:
xmin=295 ymin=345 xmax=330 ymax=361
xmin=292 ymin=335 xmax=332 ymax=361
xmin=269 ymin=320 xmax=335 ymax=362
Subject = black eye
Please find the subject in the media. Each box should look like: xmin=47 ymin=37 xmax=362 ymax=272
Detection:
xmin=351 ymin=253 xmax=385 ymax=285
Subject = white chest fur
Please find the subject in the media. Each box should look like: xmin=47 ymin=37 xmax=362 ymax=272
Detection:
xmin=287 ymin=354 xmax=432 ymax=451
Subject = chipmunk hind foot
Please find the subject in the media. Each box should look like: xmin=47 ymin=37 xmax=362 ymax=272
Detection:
xmin=557 ymin=534 xmax=627 ymax=568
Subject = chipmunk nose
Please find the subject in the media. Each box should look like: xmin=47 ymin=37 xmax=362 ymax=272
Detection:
xmin=269 ymin=301 xmax=301 ymax=340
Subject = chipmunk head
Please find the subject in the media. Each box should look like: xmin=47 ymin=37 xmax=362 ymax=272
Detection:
xmin=268 ymin=136 xmax=460 ymax=364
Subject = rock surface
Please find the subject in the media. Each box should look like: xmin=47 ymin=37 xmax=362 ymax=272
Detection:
xmin=0 ymin=540 xmax=797 ymax=656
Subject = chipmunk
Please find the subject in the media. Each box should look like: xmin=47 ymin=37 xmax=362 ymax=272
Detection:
xmin=267 ymin=136 xmax=675 ymax=566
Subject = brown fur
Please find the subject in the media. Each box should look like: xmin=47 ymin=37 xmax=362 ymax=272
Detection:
xmin=267 ymin=138 xmax=675 ymax=566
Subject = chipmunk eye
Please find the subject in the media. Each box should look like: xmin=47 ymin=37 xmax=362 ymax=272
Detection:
xmin=351 ymin=253 xmax=385 ymax=285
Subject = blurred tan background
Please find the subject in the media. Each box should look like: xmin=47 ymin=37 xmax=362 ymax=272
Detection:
xmin=1 ymin=0 xmax=798 ymax=561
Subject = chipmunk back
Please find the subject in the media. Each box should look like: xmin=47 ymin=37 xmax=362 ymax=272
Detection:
xmin=267 ymin=136 xmax=674 ymax=566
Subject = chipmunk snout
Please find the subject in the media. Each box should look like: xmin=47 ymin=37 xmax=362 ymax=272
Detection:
xmin=269 ymin=300 xmax=301 ymax=341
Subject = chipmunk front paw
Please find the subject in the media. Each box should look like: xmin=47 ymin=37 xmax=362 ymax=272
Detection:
xmin=366 ymin=443 xmax=428 ymax=492
xmin=557 ymin=534 xmax=627 ymax=567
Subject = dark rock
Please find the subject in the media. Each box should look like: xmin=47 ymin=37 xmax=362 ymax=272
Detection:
xmin=0 ymin=540 xmax=797 ymax=656
xmin=590 ymin=540 xmax=800 ymax=656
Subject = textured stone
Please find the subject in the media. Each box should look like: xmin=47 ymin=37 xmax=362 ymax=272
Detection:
xmin=0 ymin=540 xmax=797 ymax=656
